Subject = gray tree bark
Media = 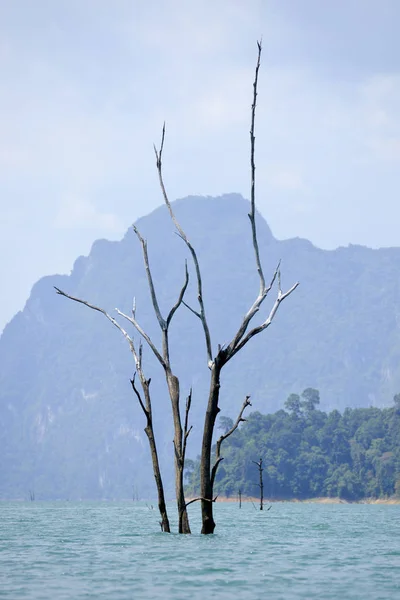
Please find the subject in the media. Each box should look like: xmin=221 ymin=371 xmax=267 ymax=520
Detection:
xmin=130 ymin=373 xmax=170 ymax=532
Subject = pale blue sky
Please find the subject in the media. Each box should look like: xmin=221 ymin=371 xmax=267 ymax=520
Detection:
xmin=1 ymin=0 xmax=399 ymax=332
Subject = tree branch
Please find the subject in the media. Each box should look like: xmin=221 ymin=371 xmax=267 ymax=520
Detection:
xmin=249 ymin=39 xmax=265 ymax=295
xmin=182 ymin=388 xmax=193 ymax=464
xmin=54 ymin=287 xmax=138 ymax=352
xmin=130 ymin=373 xmax=148 ymax=418
xmin=210 ymin=395 xmax=252 ymax=488
xmin=115 ymin=308 xmax=166 ymax=368
xmin=225 ymin=260 xmax=281 ymax=357
xmin=185 ymin=495 xmax=218 ymax=509
xmin=53 ymin=287 xmax=160 ymax=418
xmin=132 ymin=226 xmax=189 ymax=367
xmin=217 ymin=40 xmax=298 ymax=364
xmin=166 ymin=261 xmax=189 ymax=326
xmin=228 ymin=280 xmax=299 ymax=360
xmin=154 ymin=123 xmax=213 ymax=367
xmin=133 ymin=225 xmax=166 ymax=330
xmin=182 ymin=301 xmax=202 ymax=320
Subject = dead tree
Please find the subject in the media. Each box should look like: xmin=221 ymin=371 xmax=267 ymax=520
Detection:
xmin=154 ymin=41 xmax=298 ymax=533
xmin=55 ymin=236 xmax=193 ymax=533
xmin=252 ymin=457 xmax=264 ymax=510
xmin=55 ymin=40 xmax=297 ymax=536
xmin=114 ymin=236 xmax=192 ymax=534
xmin=130 ymin=347 xmax=170 ymax=532
xmin=53 ymin=289 xmax=171 ymax=533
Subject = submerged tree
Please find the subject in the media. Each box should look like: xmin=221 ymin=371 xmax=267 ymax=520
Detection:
xmin=154 ymin=41 xmax=298 ymax=533
xmin=55 ymin=246 xmax=193 ymax=533
xmin=53 ymin=289 xmax=172 ymax=533
xmin=252 ymin=457 xmax=264 ymax=510
xmin=55 ymin=41 xmax=298 ymax=534
xmin=115 ymin=234 xmax=193 ymax=534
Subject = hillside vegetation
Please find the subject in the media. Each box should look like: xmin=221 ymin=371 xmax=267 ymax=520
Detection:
xmin=186 ymin=392 xmax=400 ymax=501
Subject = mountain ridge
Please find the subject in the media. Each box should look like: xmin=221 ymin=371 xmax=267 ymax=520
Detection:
xmin=1 ymin=193 xmax=400 ymax=500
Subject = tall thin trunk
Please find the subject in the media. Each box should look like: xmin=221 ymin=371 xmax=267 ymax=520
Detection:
xmin=167 ymin=372 xmax=191 ymax=534
xmin=177 ymin=462 xmax=190 ymax=533
xmin=200 ymin=363 xmax=222 ymax=534
xmin=253 ymin=457 xmax=264 ymax=511
xmin=131 ymin=376 xmax=171 ymax=533
xmin=144 ymin=424 xmax=170 ymax=532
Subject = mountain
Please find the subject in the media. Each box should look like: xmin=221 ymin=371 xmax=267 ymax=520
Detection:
xmin=1 ymin=193 xmax=400 ymax=500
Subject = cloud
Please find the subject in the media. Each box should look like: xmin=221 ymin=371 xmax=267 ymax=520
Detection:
xmin=268 ymin=167 xmax=306 ymax=192
xmin=1 ymin=0 xmax=400 ymax=332
xmin=54 ymin=195 xmax=123 ymax=232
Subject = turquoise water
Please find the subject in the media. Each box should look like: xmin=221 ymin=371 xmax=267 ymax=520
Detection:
xmin=0 ymin=502 xmax=399 ymax=599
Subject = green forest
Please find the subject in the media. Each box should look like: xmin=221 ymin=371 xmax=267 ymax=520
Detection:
xmin=186 ymin=390 xmax=400 ymax=501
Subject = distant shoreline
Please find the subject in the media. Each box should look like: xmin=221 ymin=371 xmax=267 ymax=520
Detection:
xmin=194 ymin=496 xmax=400 ymax=505
xmin=2 ymin=496 xmax=399 ymax=504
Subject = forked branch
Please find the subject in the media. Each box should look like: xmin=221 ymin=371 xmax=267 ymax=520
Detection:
xmin=210 ymin=395 xmax=252 ymax=488
xmin=229 ymin=278 xmax=299 ymax=360
xmin=129 ymin=340 xmax=153 ymax=418
xmin=54 ymin=283 xmax=166 ymax=369
xmin=182 ymin=388 xmax=193 ymax=464
xmin=54 ymin=287 xmax=137 ymax=354
xmin=226 ymin=260 xmax=280 ymax=356
xmin=154 ymin=124 xmax=213 ymax=367
xmin=130 ymin=224 xmax=189 ymax=367
xmin=54 ymin=287 xmax=157 ymax=417
xmin=130 ymin=372 xmax=148 ymax=418
xmin=115 ymin=307 xmax=165 ymax=367
xmin=221 ymin=39 xmax=298 ymax=361
xmin=167 ymin=262 xmax=189 ymax=326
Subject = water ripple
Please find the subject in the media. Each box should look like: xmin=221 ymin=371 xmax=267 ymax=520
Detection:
xmin=0 ymin=501 xmax=399 ymax=599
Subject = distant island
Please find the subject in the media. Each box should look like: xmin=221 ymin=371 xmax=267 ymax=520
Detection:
xmin=186 ymin=390 xmax=400 ymax=503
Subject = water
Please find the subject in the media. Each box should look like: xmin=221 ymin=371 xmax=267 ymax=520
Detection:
xmin=0 ymin=501 xmax=399 ymax=599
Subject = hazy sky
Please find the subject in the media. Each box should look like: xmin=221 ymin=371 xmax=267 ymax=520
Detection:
xmin=1 ymin=0 xmax=399 ymax=332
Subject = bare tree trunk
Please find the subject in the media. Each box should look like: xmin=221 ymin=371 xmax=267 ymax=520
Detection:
xmin=144 ymin=423 xmax=170 ymax=531
xmin=177 ymin=463 xmax=190 ymax=533
xmin=200 ymin=363 xmax=222 ymax=534
xmin=131 ymin=375 xmax=170 ymax=532
xmin=167 ymin=372 xmax=191 ymax=534
xmin=253 ymin=457 xmax=264 ymax=511
xmin=200 ymin=386 xmax=251 ymax=533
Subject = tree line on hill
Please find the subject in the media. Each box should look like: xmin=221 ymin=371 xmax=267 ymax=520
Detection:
xmin=185 ymin=390 xmax=400 ymax=501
